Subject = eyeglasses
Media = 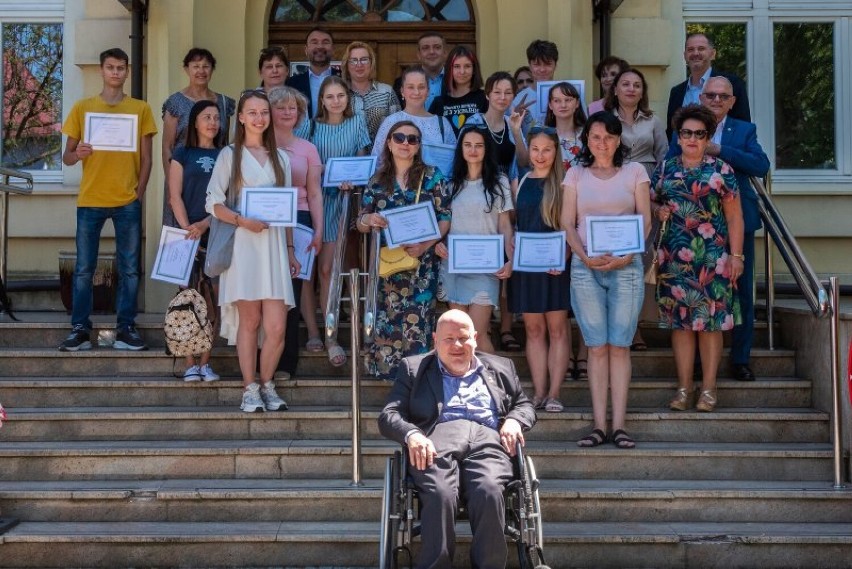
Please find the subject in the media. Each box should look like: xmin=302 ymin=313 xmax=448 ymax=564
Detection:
xmin=390 ymin=132 xmax=421 ymax=145
xmin=528 ymin=126 xmax=557 ymax=135
xmin=348 ymin=57 xmax=371 ymax=66
xmin=516 ymin=78 xmax=533 ymax=85
xmin=678 ymin=128 xmax=709 ymax=140
xmin=700 ymin=92 xmax=733 ymax=101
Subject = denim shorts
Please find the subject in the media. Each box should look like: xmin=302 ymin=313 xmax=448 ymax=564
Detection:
xmin=570 ymin=255 xmax=643 ymax=347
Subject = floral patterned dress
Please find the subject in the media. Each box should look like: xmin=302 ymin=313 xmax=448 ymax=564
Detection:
xmin=361 ymin=166 xmax=451 ymax=379
xmin=651 ymin=155 xmax=742 ymax=331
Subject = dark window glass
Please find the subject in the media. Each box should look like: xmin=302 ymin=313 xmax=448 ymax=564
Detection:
xmin=271 ymin=0 xmax=470 ymax=22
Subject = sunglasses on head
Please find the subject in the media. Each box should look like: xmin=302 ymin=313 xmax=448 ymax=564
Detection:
xmin=528 ymin=126 xmax=558 ymax=136
xmin=390 ymin=132 xmax=421 ymax=145
xmin=240 ymin=88 xmax=268 ymax=99
xmin=678 ymin=128 xmax=708 ymax=140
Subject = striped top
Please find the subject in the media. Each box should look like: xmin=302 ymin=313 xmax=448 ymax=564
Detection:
xmin=300 ymin=113 xmax=372 ymax=173
xmin=350 ymin=81 xmax=401 ymax=150
xmin=371 ymin=111 xmax=457 ymax=156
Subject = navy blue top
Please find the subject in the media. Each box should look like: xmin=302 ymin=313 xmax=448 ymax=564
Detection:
xmin=171 ymin=146 xmax=221 ymax=224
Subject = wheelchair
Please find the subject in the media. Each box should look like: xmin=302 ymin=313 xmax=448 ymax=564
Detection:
xmin=379 ymin=441 xmax=546 ymax=569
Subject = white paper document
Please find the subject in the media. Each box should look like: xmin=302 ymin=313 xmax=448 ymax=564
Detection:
xmin=382 ymin=201 xmax=442 ymax=248
xmin=150 ymin=226 xmax=200 ymax=286
xmin=322 ymin=156 xmax=377 ymax=187
xmin=585 ymin=214 xmax=645 ymax=256
xmin=421 ymin=142 xmax=455 ymax=177
xmin=535 ymin=80 xmax=587 ymax=116
xmin=292 ymin=224 xmax=316 ymax=281
xmin=513 ymin=231 xmax=566 ymax=272
xmin=84 ymin=112 xmax=138 ymax=152
xmin=240 ymin=187 xmax=298 ymax=227
xmin=448 ymin=235 xmax=504 ymax=274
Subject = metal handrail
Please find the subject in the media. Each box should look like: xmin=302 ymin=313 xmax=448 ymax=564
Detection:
xmin=0 ymin=167 xmax=34 ymax=285
xmin=753 ymin=175 xmax=845 ymax=487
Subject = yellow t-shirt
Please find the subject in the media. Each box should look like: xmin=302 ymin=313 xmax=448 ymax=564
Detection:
xmin=62 ymin=95 xmax=158 ymax=207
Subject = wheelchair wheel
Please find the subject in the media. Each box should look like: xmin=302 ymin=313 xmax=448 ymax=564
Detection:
xmin=379 ymin=452 xmax=400 ymax=569
xmin=516 ymin=450 xmax=545 ymax=569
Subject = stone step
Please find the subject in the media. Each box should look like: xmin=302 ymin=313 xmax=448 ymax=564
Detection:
xmin=2 ymin=479 xmax=850 ymax=524
xmin=0 ymin=347 xmax=798 ymax=378
xmin=1 ymin=520 xmax=851 ymax=568
xmin=0 ymin=440 xmax=833 ymax=482
xmin=0 ymin=406 xmax=829 ymax=444
xmin=0 ymin=376 xmax=813 ymax=409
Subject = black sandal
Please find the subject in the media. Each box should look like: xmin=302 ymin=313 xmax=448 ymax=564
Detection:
xmin=577 ymin=428 xmax=607 ymax=447
xmin=612 ymin=429 xmax=636 ymax=449
xmin=500 ymin=332 xmax=522 ymax=351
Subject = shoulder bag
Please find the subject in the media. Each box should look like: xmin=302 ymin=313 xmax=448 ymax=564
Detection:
xmin=379 ymin=171 xmax=426 ymax=278
xmin=204 ymin=146 xmax=237 ymax=278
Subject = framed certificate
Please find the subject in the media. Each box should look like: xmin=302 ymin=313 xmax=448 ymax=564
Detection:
xmin=513 ymin=231 xmax=566 ymax=272
xmin=84 ymin=112 xmax=138 ymax=152
xmin=535 ymin=80 xmax=587 ymax=117
xmin=585 ymin=214 xmax=645 ymax=256
xmin=448 ymin=235 xmax=504 ymax=274
xmin=322 ymin=156 xmax=377 ymax=187
xmin=150 ymin=226 xmax=200 ymax=286
xmin=292 ymin=224 xmax=316 ymax=281
xmin=382 ymin=201 xmax=442 ymax=248
xmin=421 ymin=141 xmax=455 ymax=177
xmin=240 ymin=187 xmax=298 ymax=226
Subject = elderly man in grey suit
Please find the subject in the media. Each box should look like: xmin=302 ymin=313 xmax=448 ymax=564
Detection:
xmin=379 ymin=309 xmax=537 ymax=569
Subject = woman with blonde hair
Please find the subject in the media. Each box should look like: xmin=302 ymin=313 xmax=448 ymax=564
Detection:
xmin=341 ymin=40 xmax=400 ymax=150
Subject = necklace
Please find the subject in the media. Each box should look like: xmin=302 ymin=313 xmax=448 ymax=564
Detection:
xmin=483 ymin=115 xmax=505 ymax=145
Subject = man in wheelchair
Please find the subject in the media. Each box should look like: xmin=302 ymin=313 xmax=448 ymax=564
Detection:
xmin=379 ymin=309 xmax=537 ymax=569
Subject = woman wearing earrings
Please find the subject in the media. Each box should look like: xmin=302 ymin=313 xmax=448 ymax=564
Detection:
xmin=342 ymin=41 xmax=400 ymax=150
xmin=205 ymin=89 xmax=299 ymax=413
xmin=435 ymin=126 xmax=514 ymax=353
xmin=305 ymin=75 xmax=371 ymax=367
xmin=508 ymin=126 xmax=572 ymax=413
xmin=428 ymin=45 xmax=488 ymax=137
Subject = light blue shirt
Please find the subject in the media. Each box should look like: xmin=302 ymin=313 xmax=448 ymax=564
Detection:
xmin=683 ymin=66 xmax=713 ymax=108
xmin=309 ymin=67 xmax=333 ymax=117
xmin=437 ymin=356 xmax=499 ymax=430
xmin=426 ymin=70 xmax=444 ymax=112
xmin=711 ymin=116 xmax=727 ymax=145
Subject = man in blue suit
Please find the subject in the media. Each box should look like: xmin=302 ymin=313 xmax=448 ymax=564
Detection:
xmin=666 ymin=76 xmax=770 ymax=381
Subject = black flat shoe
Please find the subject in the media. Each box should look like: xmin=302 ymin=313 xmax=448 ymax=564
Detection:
xmin=732 ymin=364 xmax=755 ymax=382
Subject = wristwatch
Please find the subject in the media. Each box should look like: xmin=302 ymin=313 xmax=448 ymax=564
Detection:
xmin=731 ymin=253 xmax=745 ymax=261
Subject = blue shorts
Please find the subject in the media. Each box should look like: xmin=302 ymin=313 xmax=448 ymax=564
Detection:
xmin=570 ymin=255 xmax=643 ymax=348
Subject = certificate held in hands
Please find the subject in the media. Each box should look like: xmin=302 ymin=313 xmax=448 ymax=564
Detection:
xmin=448 ymin=235 xmax=504 ymax=274
xmin=240 ymin=187 xmax=298 ymax=227
xmin=513 ymin=231 xmax=566 ymax=272
xmin=382 ymin=202 xmax=442 ymax=248
xmin=84 ymin=112 xmax=138 ymax=152
xmin=585 ymin=214 xmax=644 ymax=256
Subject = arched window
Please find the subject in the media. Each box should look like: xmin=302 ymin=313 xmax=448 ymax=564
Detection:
xmin=271 ymin=0 xmax=473 ymax=23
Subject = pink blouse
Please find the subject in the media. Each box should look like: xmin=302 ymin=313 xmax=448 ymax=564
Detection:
xmin=281 ymin=137 xmax=321 ymax=211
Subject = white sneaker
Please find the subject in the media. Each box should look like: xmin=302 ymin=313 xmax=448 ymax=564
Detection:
xmin=240 ymin=383 xmax=265 ymax=413
xmin=200 ymin=364 xmax=220 ymax=382
xmin=259 ymin=381 xmax=288 ymax=411
xmin=183 ymin=365 xmax=202 ymax=382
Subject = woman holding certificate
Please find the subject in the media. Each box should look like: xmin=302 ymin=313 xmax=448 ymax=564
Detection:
xmin=434 ymin=126 xmax=514 ymax=353
xmin=168 ymin=100 xmax=224 ymax=382
xmin=561 ymin=111 xmax=651 ymax=448
xmin=652 ymin=105 xmax=744 ymax=413
xmin=508 ymin=127 xmax=572 ymax=414
xmin=306 ymin=75 xmax=371 ymax=367
xmin=205 ymin=89 xmax=299 ymax=413
xmin=356 ymin=121 xmax=451 ymax=380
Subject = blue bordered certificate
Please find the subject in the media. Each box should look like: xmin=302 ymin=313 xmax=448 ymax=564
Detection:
xmin=291 ymin=224 xmax=316 ymax=280
xmin=382 ymin=201 xmax=441 ymax=248
xmin=150 ymin=226 xmax=199 ymax=286
xmin=535 ymin=79 xmax=587 ymax=117
xmin=448 ymin=235 xmax=504 ymax=274
xmin=585 ymin=214 xmax=645 ymax=256
xmin=322 ymin=156 xmax=377 ymax=187
xmin=421 ymin=141 xmax=455 ymax=176
xmin=84 ymin=112 xmax=138 ymax=152
xmin=240 ymin=187 xmax=298 ymax=226
xmin=512 ymin=231 xmax=566 ymax=272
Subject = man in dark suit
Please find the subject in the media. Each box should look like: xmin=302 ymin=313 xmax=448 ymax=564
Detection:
xmin=665 ymin=76 xmax=770 ymax=381
xmin=666 ymin=32 xmax=750 ymax=139
xmin=379 ymin=309 xmax=536 ymax=569
xmin=285 ymin=26 xmax=340 ymax=118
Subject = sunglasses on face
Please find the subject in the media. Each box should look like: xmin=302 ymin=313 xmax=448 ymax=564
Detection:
xmin=678 ymin=128 xmax=709 ymax=140
xmin=701 ymin=92 xmax=733 ymax=101
xmin=390 ymin=132 xmax=421 ymax=145
xmin=348 ymin=57 xmax=371 ymax=66
xmin=517 ymin=78 xmax=533 ymax=85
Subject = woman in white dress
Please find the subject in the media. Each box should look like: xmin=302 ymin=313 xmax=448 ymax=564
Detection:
xmin=206 ymin=89 xmax=300 ymax=413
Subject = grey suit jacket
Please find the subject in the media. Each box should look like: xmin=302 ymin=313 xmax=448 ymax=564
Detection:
xmin=378 ymin=351 xmax=537 ymax=445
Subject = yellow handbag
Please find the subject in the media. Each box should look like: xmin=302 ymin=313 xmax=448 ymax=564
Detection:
xmin=378 ymin=172 xmax=425 ymax=278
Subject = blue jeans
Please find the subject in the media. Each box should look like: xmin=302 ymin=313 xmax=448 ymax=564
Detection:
xmin=72 ymin=200 xmax=141 ymax=330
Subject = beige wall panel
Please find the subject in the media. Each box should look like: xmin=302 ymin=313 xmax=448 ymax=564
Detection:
xmin=8 ymin=239 xmax=82 ymax=275
xmin=74 ymin=19 xmax=131 ymax=65
xmin=615 ymin=0 xmax=662 ymax=19
xmin=610 ymin=19 xmax=672 ymax=67
xmin=7 ymin=195 xmax=82 ymax=239
xmin=86 ymin=0 xmax=128 ymax=19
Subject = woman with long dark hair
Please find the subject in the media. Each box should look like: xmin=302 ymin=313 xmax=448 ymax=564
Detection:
xmin=428 ymin=45 xmax=488 ymax=138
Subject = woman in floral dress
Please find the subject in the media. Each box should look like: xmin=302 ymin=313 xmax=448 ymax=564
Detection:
xmin=356 ymin=121 xmax=451 ymax=379
xmin=652 ymin=105 xmax=745 ymax=413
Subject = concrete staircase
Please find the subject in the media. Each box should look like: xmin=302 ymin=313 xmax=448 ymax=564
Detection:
xmin=0 ymin=314 xmax=850 ymax=568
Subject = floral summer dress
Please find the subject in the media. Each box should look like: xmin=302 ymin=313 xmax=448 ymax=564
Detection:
xmin=651 ymin=155 xmax=742 ymax=331
xmin=361 ymin=166 xmax=451 ymax=379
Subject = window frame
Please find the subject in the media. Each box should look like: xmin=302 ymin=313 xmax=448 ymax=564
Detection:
xmin=684 ymin=1 xmax=852 ymax=194
xmin=0 ymin=6 xmax=64 ymax=184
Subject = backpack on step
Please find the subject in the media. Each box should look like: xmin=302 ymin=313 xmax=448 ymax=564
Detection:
xmin=164 ymin=288 xmax=213 ymax=357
